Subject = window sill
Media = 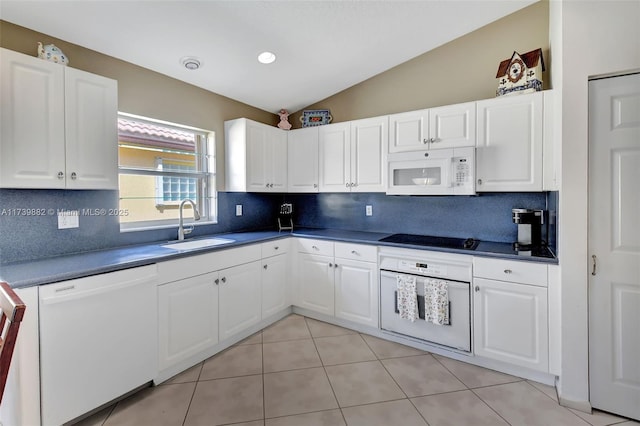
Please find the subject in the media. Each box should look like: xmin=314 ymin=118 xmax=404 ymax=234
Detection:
xmin=120 ymin=220 xmax=218 ymax=233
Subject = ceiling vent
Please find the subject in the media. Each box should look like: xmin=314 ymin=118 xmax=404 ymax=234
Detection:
xmin=181 ymin=57 xmax=201 ymax=70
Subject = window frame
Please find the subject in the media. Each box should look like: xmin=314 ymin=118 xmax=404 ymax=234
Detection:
xmin=117 ymin=112 xmax=217 ymax=232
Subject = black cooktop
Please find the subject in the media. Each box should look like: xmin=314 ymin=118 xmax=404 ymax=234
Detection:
xmin=379 ymin=233 xmax=478 ymax=250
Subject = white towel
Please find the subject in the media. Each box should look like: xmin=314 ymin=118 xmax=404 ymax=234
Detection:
xmin=424 ymin=279 xmax=449 ymax=325
xmin=396 ymin=274 xmax=418 ymax=322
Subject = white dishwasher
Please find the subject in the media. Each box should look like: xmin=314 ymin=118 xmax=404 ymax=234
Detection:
xmin=39 ymin=264 xmax=158 ymax=426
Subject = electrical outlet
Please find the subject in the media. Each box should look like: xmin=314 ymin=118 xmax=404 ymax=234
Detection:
xmin=365 ymin=205 xmax=373 ymax=216
xmin=58 ymin=210 xmax=79 ymax=229
xmin=235 ymin=204 xmax=243 ymax=216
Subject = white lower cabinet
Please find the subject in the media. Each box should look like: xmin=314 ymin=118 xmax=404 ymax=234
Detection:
xmin=473 ymin=257 xmax=549 ymax=372
xmin=158 ymin=272 xmax=219 ymax=371
xmin=295 ymin=238 xmax=378 ymax=327
xmin=261 ymin=241 xmax=290 ymax=318
xmin=334 ymin=243 xmax=378 ymax=328
xmin=218 ymin=261 xmax=262 ymax=340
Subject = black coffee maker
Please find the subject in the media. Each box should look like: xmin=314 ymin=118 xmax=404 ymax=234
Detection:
xmin=512 ymin=209 xmax=544 ymax=249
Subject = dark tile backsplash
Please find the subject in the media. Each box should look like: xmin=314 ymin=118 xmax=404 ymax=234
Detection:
xmin=0 ymin=189 xmax=556 ymax=264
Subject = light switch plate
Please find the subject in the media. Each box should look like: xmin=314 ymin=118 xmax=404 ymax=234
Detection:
xmin=58 ymin=210 xmax=79 ymax=229
xmin=366 ymin=205 xmax=373 ymax=216
xmin=235 ymin=205 xmax=243 ymax=216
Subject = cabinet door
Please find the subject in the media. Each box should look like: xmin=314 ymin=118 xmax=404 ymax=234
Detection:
xmin=218 ymin=261 xmax=262 ymax=340
xmin=267 ymin=126 xmax=288 ymax=192
xmin=288 ymin=127 xmax=319 ymax=192
xmin=297 ymin=253 xmax=335 ymax=315
xmin=351 ymin=116 xmax=387 ymax=192
xmin=476 ymin=92 xmax=543 ymax=192
xmin=473 ymin=278 xmax=548 ymax=372
xmin=388 ymin=109 xmax=429 ymax=153
xmin=158 ymin=272 xmax=219 ymax=370
xmin=429 ymin=102 xmax=476 ymax=149
xmin=262 ymin=253 xmax=289 ymax=318
xmin=334 ymin=258 xmax=378 ymax=327
xmin=0 ymin=48 xmax=66 ymax=188
xmin=246 ymin=121 xmax=270 ymax=191
xmin=319 ymin=122 xmax=351 ymax=192
xmin=64 ymin=67 xmax=118 ymax=189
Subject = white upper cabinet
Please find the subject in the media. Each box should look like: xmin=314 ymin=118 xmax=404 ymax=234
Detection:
xmin=225 ymin=118 xmax=287 ymax=192
xmin=287 ymin=126 xmax=319 ymax=192
xmin=476 ymin=92 xmax=544 ymax=192
xmin=319 ymin=116 xmax=387 ymax=192
xmin=0 ymin=48 xmax=118 ymax=189
xmin=388 ymin=102 xmax=475 ymax=153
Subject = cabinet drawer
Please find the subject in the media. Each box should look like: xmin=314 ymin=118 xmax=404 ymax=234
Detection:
xmin=261 ymin=239 xmax=289 ymax=258
xmin=297 ymin=238 xmax=334 ymax=256
xmin=334 ymin=242 xmax=377 ymax=263
xmin=473 ymin=257 xmax=547 ymax=287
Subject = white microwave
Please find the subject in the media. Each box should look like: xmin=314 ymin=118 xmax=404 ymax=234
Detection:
xmin=386 ymin=146 xmax=475 ymax=195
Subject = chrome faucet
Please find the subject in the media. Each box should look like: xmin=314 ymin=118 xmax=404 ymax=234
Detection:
xmin=178 ymin=199 xmax=201 ymax=240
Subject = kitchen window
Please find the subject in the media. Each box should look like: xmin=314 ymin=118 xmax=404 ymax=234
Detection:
xmin=118 ymin=113 xmax=216 ymax=230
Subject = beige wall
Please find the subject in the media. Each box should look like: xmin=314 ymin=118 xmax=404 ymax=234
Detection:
xmin=0 ymin=20 xmax=277 ymax=191
xmin=291 ymin=1 xmax=549 ymax=126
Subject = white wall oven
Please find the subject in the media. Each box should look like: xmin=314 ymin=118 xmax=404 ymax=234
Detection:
xmin=386 ymin=146 xmax=475 ymax=195
xmin=379 ymin=247 xmax=472 ymax=352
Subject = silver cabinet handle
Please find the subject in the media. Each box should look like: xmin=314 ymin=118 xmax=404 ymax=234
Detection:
xmin=504 ymin=269 xmax=512 ymax=274
xmin=475 ymin=286 xmax=480 ymax=292
xmin=274 ymin=246 xmax=279 ymax=250
xmin=57 ymin=171 xmax=64 ymax=179
xmin=312 ymin=245 xmax=319 ymax=250
xmin=214 ymin=278 xmax=219 ymax=285
xmin=329 ymin=263 xmax=333 ymax=267
xmin=477 ymin=179 xmax=483 ymax=185
xmin=71 ymin=172 xmax=77 ymax=180
xmin=221 ymin=277 xmax=226 ymax=283
xmin=264 ymin=264 xmax=268 ymax=270
xmin=592 ymin=255 xmax=597 ymax=276
xmin=313 ymin=183 xmax=318 ymax=188
xmin=422 ymin=138 xmax=429 ymax=144
xmin=334 ymin=263 xmax=339 ymax=268
xmin=351 ymin=250 xmax=358 ymax=255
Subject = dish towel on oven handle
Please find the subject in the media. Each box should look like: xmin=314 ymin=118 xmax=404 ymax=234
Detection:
xmin=424 ymin=279 xmax=449 ymax=325
xmin=396 ymin=274 xmax=419 ymax=322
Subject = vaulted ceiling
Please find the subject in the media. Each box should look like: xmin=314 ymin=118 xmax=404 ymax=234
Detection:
xmin=0 ymin=0 xmax=537 ymax=113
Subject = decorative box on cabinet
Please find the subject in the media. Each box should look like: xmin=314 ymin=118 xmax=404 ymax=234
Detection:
xmin=388 ymin=102 xmax=476 ymax=153
xmin=225 ymin=117 xmax=287 ymax=192
xmin=473 ymin=257 xmax=549 ymax=373
xmin=318 ymin=116 xmax=387 ymax=192
xmin=0 ymin=48 xmax=118 ymax=189
xmin=475 ymin=91 xmax=544 ymax=192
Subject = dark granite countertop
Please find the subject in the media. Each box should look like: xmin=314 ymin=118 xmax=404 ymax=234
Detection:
xmin=0 ymin=228 xmax=557 ymax=289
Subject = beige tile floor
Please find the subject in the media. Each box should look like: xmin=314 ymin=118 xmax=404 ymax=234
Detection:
xmin=76 ymin=314 xmax=639 ymax=426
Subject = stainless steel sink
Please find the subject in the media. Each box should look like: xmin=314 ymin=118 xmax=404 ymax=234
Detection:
xmin=161 ymin=237 xmax=234 ymax=251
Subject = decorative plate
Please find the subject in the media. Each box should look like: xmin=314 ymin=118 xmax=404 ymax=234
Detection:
xmin=300 ymin=110 xmax=332 ymax=127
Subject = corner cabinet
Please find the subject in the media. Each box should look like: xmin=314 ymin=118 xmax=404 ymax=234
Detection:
xmin=319 ymin=116 xmax=388 ymax=192
xmin=0 ymin=48 xmax=118 ymax=189
xmin=225 ymin=118 xmax=287 ymax=192
xmin=473 ymin=257 xmax=549 ymax=373
xmin=475 ymin=92 xmax=544 ymax=192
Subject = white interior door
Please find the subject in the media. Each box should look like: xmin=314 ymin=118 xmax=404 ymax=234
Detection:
xmin=588 ymin=72 xmax=640 ymax=421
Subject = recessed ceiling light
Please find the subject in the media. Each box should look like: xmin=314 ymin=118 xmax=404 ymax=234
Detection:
xmin=257 ymin=51 xmax=276 ymax=64
xmin=181 ymin=57 xmax=201 ymax=70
